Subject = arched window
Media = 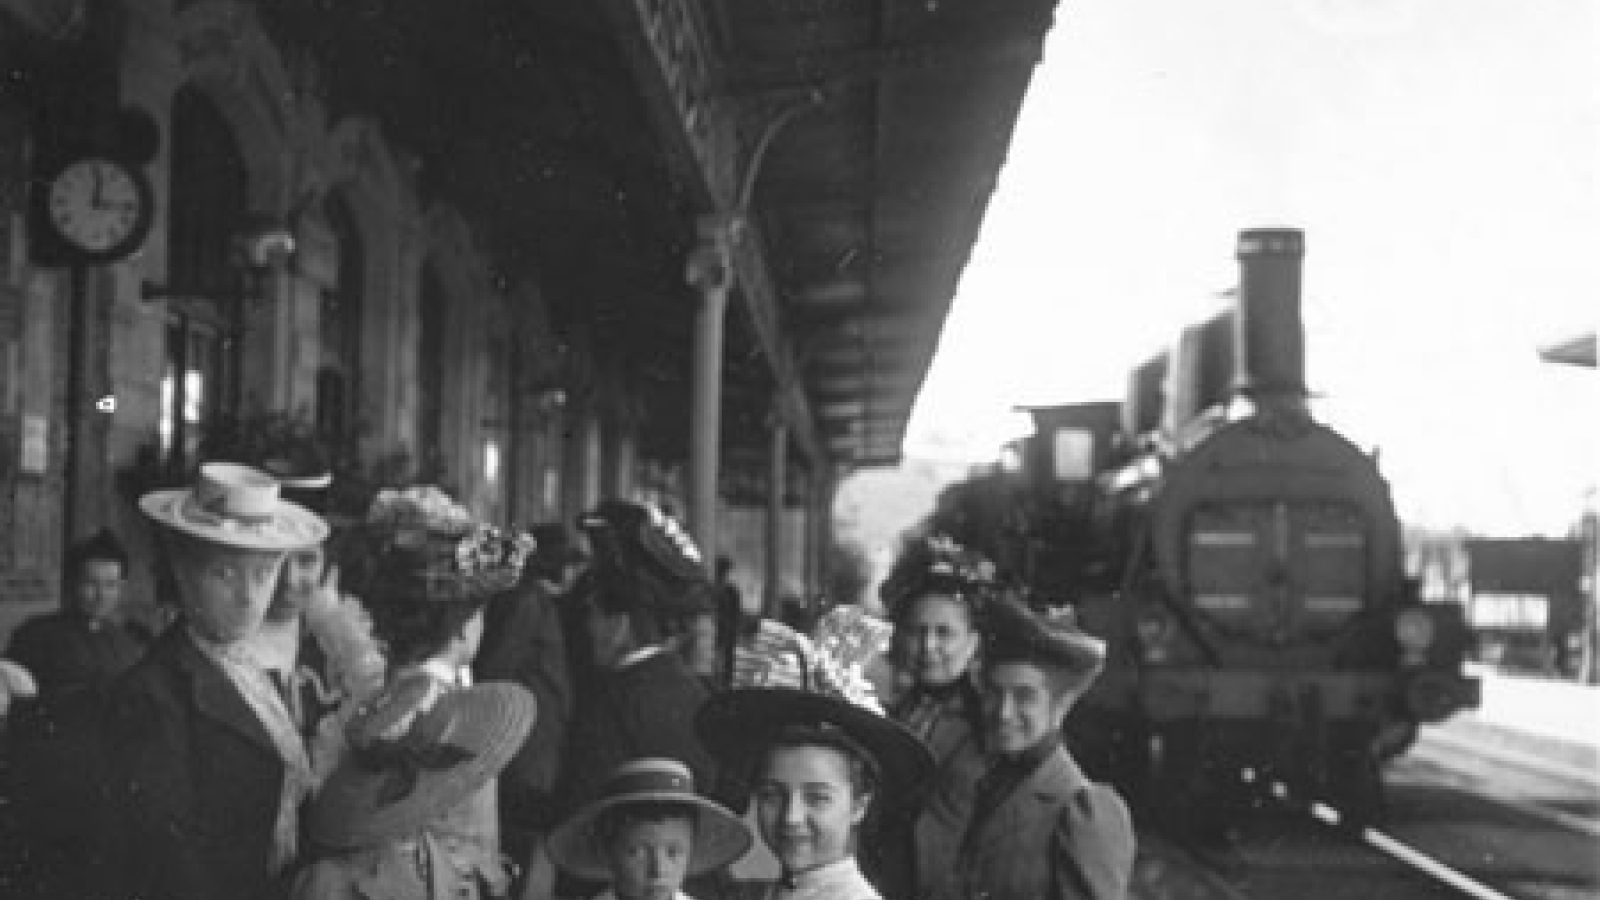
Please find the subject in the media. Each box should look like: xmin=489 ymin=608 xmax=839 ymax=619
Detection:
xmin=160 ymin=85 xmax=245 ymax=470
xmin=417 ymin=264 xmax=446 ymax=480
xmin=316 ymin=191 xmax=364 ymax=452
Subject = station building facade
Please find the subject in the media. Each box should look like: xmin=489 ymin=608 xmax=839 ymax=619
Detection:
xmin=0 ymin=0 xmax=819 ymax=626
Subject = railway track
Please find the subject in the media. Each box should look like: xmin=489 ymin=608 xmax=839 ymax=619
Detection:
xmin=1133 ymin=769 xmax=1594 ymax=900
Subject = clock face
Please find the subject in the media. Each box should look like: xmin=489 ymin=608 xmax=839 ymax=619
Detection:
xmin=46 ymin=158 xmax=152 ymax=259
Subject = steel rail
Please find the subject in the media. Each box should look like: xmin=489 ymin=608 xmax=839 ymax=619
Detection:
xmin=1267 ymin=779 xmax=1524 ymax=900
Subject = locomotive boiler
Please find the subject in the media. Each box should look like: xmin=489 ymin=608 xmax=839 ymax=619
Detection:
xmin=1001 ymin=229 xmax=1480 ymax=827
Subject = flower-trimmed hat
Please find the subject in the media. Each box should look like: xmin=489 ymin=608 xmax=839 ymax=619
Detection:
xmin=547 ymin=758 xmax=751 ymax=881
xmin=358 ymin=487 xmax=535 ymax=604
xmin=578 ymin=500 xmax=712 ymax=616
xmin=984 ymin=596 xmax=1106 ymax=696
xmin=701 ymin=608 xmax=931 ymax=813
xmin=697 ymin=687 xmax=933 ymax=815
xmin=309 ymin=673 xmax=537 ymax=849
xmin=879 ymin=534 xmax=999 ymax=622
xmin=140 ymin=461 xmax=328 ymax=552
xmin=579 ymin=500 xmax=704 ymax=574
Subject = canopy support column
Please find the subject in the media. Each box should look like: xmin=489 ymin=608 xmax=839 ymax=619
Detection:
xmin=687 ymin=217 xmax=732 ymax=570
xmin=765 ymin=417 xmax=788 ymax=615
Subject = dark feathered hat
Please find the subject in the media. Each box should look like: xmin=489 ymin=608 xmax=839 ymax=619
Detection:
xmin=577 ymin=500 xmax=711 ymax=616
xmin=984 ymin=597 xmax=1105 ymax=695
xmin=878 ymin=533 xmax=999 ymax=622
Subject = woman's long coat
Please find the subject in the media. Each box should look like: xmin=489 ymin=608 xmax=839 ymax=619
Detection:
xmin=100 ymin=627 xmax=292 ymax=900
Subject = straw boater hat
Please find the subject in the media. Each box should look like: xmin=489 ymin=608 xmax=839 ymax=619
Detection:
xmin=310 ymin=673 xmax=537 ymax=849
xmin=547 ymin=757 xmax=751 ymax=881
xmin=139 ymin=461 xmax=328 ymax=552
xmin=983 ymin=596 xmax=1107 ymax=696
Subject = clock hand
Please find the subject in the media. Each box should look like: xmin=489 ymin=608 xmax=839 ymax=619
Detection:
xmin=92 ymin=164 xmax=104 ymax=208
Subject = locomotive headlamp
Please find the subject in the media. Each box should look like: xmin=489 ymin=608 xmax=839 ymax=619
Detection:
xmin=1394 ymin=607 xmax=1436 ymax=653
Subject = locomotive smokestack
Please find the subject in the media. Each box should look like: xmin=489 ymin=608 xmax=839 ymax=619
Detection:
xmin=1234 ymin=228 xmax=1307 ymax=406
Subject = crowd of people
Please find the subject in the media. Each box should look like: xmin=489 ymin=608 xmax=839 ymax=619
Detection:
xmin=0 ymin=455 xmax=1135 ymax=900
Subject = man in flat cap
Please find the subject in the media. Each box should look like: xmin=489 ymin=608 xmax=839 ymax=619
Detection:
xmin=948 ymin=597 xmax=1135 ymax=900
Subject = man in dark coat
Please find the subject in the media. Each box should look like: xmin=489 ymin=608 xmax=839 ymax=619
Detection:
xmin=99 ymin=462 xmax=329 ymax=900
xmin=7 ymin=528 xmax=149 ymax=692
xmin=939 ymin=598 xmax=1135 ymax=900
xmin=6 ymin=528 xmax=151 ymax=899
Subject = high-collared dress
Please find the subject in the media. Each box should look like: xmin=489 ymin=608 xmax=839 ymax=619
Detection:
xmin=726 ymin=857 xmax=881 ymax=900
xmin=882 ymin=678 xmax=987 ymax=900
xmin=952 ymin=739 xmax=1134 ymax=900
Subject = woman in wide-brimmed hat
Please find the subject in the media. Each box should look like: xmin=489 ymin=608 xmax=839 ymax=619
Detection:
xmin=295 ymin=675 xmax=537 ymax=900
xmin=547 ymin=757 xmax=750 ymax=900
xmin=343 ymin=485 xmax=537 ymax=898
xmin=950 ymin=597 xmax=1134 ymax=900
xmin=99 ymin=462 xmax=328 ymax=900
xmin=696 ymin=639 xmax=935 ymax=900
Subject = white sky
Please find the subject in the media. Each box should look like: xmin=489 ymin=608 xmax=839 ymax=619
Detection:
xmin=905 ymin=0 xmax=1598 ymax=537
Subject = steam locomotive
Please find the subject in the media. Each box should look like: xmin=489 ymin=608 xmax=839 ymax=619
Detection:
xmin=941 ymin=229 xmax=1480 ymax=827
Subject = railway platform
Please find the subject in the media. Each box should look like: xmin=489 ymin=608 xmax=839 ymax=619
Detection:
xmin=1439 ymin=665 xmax=1600 ymax=777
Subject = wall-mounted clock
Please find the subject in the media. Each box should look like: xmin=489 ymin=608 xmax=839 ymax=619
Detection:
xmin=42 ymin=156 xmax=154 ymax=264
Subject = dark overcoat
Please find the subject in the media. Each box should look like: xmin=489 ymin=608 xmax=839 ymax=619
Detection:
xmin=99 ymin=627 xmax=292 ymax=900
xmin=6 ymin=611 xmax=147 ymax=693
xmin=951 ymin=746 xmax=1134 ymax=900
xmin=559 ymin=649 xmax=718 ymax=815
xmin=472 ymin=575 xmax=573 ymax=831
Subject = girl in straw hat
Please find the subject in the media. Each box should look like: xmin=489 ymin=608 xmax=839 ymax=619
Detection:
xmin=295 ymin=675 xmax=537 ymax=900
xmin=546 ymin=757 xmax=751 ymax=900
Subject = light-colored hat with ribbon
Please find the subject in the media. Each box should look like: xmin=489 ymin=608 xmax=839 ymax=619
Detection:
xmin=548 ymin=757 xmax=751 ymax=881
xmin=139 ymin=461 xmax=329 ymax=552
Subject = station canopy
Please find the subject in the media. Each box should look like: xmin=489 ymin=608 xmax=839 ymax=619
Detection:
xmin=272 ymin=0 xmax=1061 ymax=475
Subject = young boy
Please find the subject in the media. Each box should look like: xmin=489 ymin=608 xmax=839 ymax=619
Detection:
xmin=547 ymin=758 xmax=750 ymax=900
xmin=944 ymin=597 xmax=1136 ymax=900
